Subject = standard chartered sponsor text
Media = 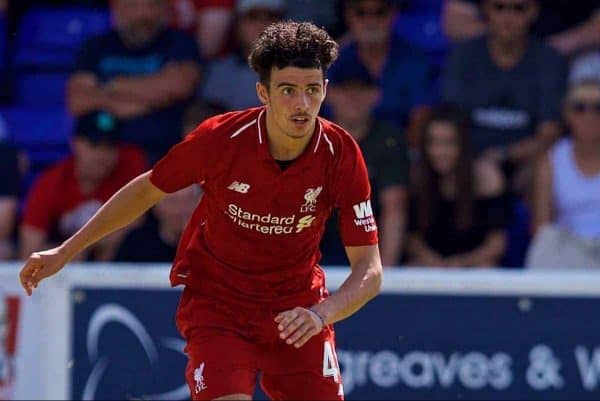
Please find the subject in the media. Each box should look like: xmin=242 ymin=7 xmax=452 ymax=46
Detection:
xmin=226 ymin=204 xmax=314 ymax=234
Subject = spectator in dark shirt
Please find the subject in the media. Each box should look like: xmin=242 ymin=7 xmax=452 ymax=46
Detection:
xmin=0 ymin=126 xmax=19 ymax=260
xmin=328 ymin=0 xmax=434 ymax=142
xmin=442 ymin=0 xmax=566 ymax=194
xmin=407 ymin=106 xmax=509 ymax=267
xmin=67 ymin=0 xmax=202 ymax=162
xmin=443 ymin=0 xmax=600 ymax=56
xmin=115 ymin=185 xmax=200 ymax=262
xmin=323 ymin=72 xmax=409 ymax=267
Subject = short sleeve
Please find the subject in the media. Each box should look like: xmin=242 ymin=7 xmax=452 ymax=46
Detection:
xmin=333 ymin=138 xmax=379 ymax=247
xmin=22 ymin=172 xmax=56 ymax=232
xmin=149 ymin=120 xmax=212 ymax=193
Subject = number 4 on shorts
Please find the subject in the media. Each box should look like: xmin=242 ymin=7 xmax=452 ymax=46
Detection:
xmin=322 ymin=341 xmax=341 ymax=383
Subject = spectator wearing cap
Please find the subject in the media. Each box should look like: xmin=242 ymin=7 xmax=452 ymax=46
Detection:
xmin=323 ymin=73 xmax=409 ymax=267
xmin=114 ymin=184 xmax=201 ymax=262
xmin=19 ymin=112 xmax=147 ymax=261
xmin=527 ymin=80 xmax=600 ymax=269
xmin=201 ymin=0 xmax=284 ymax=111
xmin=328 ymin=0 xmax=434 ymax=144
xmin=67 ymin=0 xmax=202 ymax=163
xmin=442 ymin=0 xmax=566 ymax=196
xmin=0 ymin=117 xmax=19 ymax=260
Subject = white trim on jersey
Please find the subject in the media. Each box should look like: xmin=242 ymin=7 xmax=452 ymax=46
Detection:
xmin=257 ymin=109 xmax=265 ymax=144
xmin=230 ymin=118 xmax=257 ymax=139
xmin=323 ymin=133 xmax=334 ymax=155
xmin=313 ymin=121 xmax=323 ymax=153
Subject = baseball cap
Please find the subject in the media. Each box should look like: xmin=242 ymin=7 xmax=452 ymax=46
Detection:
xmin=73 ymin=111 xmax=121 ymax=144
xmin=236 ymin=0 xmax=285 ymax=14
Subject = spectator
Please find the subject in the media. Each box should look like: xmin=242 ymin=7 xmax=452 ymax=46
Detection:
xmin=114 ymin=185 xmax=200 ymax=262
xmin=19 ymin=112 xmax=147 ymax=261
xmin=324 ymin=73 xmax=409 ymax=266
xmin=407 ymin=106 xmax=509 ymax=267
xmin=0 ymin=120 xmax=19 ymax=260
xmin=442 ymin=0 xmax=600 ymax=56
xmin=170 ymin=0 xmax=235 ymax=59
xmin=67 ymin=0 xmax=202 ymax=162
xmin=442 ymin=0 xmax=566 ymax=194
xmin=286 ymin=0 xmax=341 ymax=36
xmin=202 ymin=0 xmax=284 ymax=111
xmin=328 ymin=0 xmax=433 ymax=143
xmin=527 ymin=80 xmax=600 ymax=269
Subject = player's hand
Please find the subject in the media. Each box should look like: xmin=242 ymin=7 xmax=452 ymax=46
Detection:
xmin=19 ymin=246 xmax=70 ymax=296
xmin=275 ymin=307 xmax=324 ymax=348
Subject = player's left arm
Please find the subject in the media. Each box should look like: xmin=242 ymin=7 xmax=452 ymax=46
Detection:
xmin=276 ymin=244 xmax=382 ymax=348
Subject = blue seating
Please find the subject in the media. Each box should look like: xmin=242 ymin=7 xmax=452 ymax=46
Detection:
xmin=16 ymin=72 xmax=69 ymax=109
xmin=394 ymin=13 xmax=449 ymax=61
xmin=1 ymin=107 xmax=72 ymax=166
xmin=14 ymin=7 xmax=110 ymax=71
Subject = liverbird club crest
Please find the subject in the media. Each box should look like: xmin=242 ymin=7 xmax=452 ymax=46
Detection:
xmin=301 ymin=186 xmax=323 ymax=213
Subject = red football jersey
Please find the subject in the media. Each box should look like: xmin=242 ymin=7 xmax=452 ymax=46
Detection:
xmin=150 ymin=107 xmax=378 ymax=307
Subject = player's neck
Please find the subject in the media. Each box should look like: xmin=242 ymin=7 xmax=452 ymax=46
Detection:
xmin=265 ymin=111 xmax=315 ymax=161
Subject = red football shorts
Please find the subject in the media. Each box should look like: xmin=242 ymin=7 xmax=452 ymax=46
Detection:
xmin=175 ymin=288 xmax=344 ymax=400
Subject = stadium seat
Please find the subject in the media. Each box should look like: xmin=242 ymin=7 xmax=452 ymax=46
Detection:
xmin=394 ymin=13 xmax=449 ymax=61
xmin=15 ymin=72 xmax=69 ymax=109
xmin=14 ymin=7 xmax=110 ymax=71
xmin=1 ymin=106 xmax=71 ymax=164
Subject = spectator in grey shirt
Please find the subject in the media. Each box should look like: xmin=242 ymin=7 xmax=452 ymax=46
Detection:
xmin=202 ymin=0 xmax=284 ymax=111
xmin=442 ymin=0 xmax=566 ymax=195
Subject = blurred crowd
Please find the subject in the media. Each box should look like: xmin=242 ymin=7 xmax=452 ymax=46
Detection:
xmin=0 ymin=0 xmax=599 ymax=269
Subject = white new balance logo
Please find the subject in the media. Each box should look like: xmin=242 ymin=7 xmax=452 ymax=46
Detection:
xmin=228 ymin=181 xmax=250 ymax=193
xmin=353 ymin=200 xmax=373 ymax=219
xmin=194 ymin=362 xmax=207 ymax=393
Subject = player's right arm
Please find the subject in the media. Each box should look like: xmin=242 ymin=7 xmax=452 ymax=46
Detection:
xmin=19 ymin=172 xmax=166 ymax=295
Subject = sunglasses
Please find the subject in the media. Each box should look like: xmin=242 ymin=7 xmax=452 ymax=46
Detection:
xmin=352 ymin=6 xmax=389 ymax=18
xmin=569 ymin=101 xmax=600 ymax=115
xmin=490 ymin=1 xmax=530 ymax=13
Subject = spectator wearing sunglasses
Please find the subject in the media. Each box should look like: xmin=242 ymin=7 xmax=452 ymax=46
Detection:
xmin=442 ymin=0 xmax=566 ymax=196
xmin=527 ymin=80 xmax=600 ymax=269
xmin=328 ymin=0 xmax=434 ymax=144
xmin=443 ymin=0 xmax=600 ymax=56
xmin=201 ymin=0 xmax=285 ymax=111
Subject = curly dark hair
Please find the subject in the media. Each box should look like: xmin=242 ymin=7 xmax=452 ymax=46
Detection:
xmin=248 ymin=21 xmax=339 ymax=86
